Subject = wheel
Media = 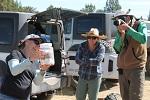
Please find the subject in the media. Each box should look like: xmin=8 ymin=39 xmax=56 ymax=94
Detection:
xmin=31 ymin=91 xmax=55 ymax=100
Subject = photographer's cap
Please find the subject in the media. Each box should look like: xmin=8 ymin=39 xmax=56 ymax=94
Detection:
xmin=112 ymin=9 xmax=137 ymax=20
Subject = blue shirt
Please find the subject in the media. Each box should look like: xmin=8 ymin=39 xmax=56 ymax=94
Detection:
xmin=75 ymin=41 xmax=105 ymax=80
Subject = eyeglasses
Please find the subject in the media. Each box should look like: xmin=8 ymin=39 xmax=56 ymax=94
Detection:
xmin=87 ymin=37 xmax=97 ymax=40
xmin=29 ymin=39 xmax=41 ymax=45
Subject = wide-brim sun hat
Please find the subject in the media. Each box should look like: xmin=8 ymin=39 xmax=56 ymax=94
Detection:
xmin=81 ymin=28 xmax=107 ymax=40
xmin=18 ymin=34 xmax=42 ymax=46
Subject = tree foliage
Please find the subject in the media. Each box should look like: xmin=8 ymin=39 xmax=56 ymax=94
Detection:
xmin=96 ymin=9 xmax=104 ymax=13
xmin=46 ymin=5 xmax=54 ymax=10
xmin=104 ymin=0 xmax=121 ymax=13
xmin=0 ymin=0 xmax=37 ymax=13
xmin=80 ymin=3 xmax=96 ymax=13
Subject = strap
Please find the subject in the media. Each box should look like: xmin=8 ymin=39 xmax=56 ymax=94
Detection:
xmin=132 ymin=21 xmax=140 ymax=32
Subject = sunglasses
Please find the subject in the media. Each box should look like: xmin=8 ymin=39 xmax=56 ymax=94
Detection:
xmin=87 ymin=37 xmax=97 ymax=40
xmin=29 ymin=39 xmax=41 ymax=45
xmin=116 ymin=15 xmax=131 ymax=21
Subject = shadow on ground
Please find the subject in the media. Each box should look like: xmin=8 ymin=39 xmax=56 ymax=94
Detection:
xmin=55 ymin=79 xmax=119 ymax=96
xmin=100 ymin=79 xmax=118 ymax=92
xmin=56 ymin=87 xmax=75 ymax=96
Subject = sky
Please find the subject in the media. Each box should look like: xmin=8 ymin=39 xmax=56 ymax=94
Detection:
xmin=17 ymin=0 xmax=150 ymax=19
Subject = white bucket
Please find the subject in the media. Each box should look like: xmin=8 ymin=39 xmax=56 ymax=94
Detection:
xmin=40 ymin=43 xmax=55 ymax=66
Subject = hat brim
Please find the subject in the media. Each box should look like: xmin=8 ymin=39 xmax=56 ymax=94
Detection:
xmin=81 ymin=33 xmax=107 ymax=40
xmin=18 ymin=37 xmax=43 ymax=47
xmin=112 ymin=14 xmax=138 ymax=20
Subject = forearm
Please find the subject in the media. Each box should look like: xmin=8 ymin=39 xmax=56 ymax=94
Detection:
xmin=33 ymin=70 xmax=46 ymax=85
xmin=127 ymin=24 xmax=147 ymax=44
xmin=8 ymin=59 xmax=32 ymax=76
xmin=113 ymin=33 xmax=124 ymax=53
xmin=75 ymin=46 xmax=88 ymax=66
xmin=89 ymin=45 xmax=105 ymax=66
xmin=75 ymin=56 xmax=88 ymax=66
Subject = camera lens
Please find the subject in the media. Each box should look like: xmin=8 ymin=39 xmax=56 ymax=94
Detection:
xmin=113 ymin=19 xmax=123 ymax=26
xmin=113 ymin=20 xmax=120 ymax=26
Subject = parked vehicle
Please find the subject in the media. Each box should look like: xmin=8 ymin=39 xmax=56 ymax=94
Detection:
xmin=0 ymin=9 xmax=150 ymax=99
xmin=0 ymin=9 xmax=86 ymax=99
xmin=64 ymin=13 xmax=119 ymax=80
xmin=64 ymin=13 xmax=150 ymax=81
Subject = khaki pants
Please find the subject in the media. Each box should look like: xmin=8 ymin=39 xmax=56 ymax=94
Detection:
xmin=118 ymin=68 xmax=145 ymax=100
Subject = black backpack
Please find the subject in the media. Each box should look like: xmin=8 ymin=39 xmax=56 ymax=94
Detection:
xmin=105 ymin=93 xmax=121 ymax=100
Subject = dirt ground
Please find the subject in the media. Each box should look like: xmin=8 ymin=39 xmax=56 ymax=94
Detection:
xmin=51 ymin=76 xmax=150 ymax=100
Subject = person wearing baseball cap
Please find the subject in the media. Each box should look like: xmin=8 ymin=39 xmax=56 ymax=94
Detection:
xmin=75 ymin=28 xmax=106 ymax=100
xmin=113 ymin=10 xmax=147 ymax=100
xmin=18 ymin=34 xmax=43 ymax=48
xmin=0 ymin=34 xmax=50 ymax=100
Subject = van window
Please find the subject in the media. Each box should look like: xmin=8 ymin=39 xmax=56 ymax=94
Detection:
xmin=73 ymin=14 xmax=105 ymax=40
xmin=64 ymin=19 xmax=72 ymax=34
xmin=42 ymin=24 xmax=58 ymax=42
xmin=73 ymin=18 xmax=101 ymax=40
xmin=0 ymin=18 xmax=14 ymax=44
xmin=146 ymin=22 xmax=150 ymax=30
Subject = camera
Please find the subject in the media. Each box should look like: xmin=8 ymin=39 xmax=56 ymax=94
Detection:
xmin=113 ymin=19 xmax=124 ymax=26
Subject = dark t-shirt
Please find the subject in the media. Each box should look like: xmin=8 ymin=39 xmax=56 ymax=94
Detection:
xmin=1 ymin=50 xmax=35 ymax=99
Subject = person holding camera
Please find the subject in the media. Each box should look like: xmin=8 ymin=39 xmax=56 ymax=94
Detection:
xmin=113 ymin=12 xmax=147 ymax=100
xmin=75 ymin=28 xmax=107 ymax=100
xmin=0 ymin=34 xmax=50 ymax=100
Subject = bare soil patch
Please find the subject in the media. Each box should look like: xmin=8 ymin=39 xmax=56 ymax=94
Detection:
xmin=51 ymin=76 xmax=150 ymax=100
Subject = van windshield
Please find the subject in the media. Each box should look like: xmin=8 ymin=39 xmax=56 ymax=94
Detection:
xmin=73 ymin=17 xmax=104 ymax=40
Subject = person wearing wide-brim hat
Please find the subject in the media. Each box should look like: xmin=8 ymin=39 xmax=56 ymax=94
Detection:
xmin=81 ymin=28 xmax=107 ymax=40
xmin=75 ymin=28 xmax=106 ymax=100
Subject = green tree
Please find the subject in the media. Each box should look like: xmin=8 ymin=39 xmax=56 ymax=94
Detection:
xmin=96 ymin=9 xmax=104 ymax=13
xmin=0 ymin=0 xmax=37 ymax=13
xmin=21 ymin=6 xmax=38 ymax=13
xmin=80 ymin=3 xmax=96 ymax=13
xmin=46 ymin=5 xmax=54 ymax=10
xmin=104 ymin=0 xmax=121 ymax=13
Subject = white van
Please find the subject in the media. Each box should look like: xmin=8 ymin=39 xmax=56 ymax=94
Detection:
xmin=64 ymin=13 xmax=119 ymax=80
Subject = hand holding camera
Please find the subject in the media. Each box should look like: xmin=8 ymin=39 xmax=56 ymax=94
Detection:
xmin=113 ymin=19 xmax=125 ymax=26
xmin=114 ymin=19 xmax=129 ymax=38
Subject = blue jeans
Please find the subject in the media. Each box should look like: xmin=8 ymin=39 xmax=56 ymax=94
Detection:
xmin=76 ymin=76 xmax=102 ymax=100
xmin=0 ymin=93 xmax=19 ymax=100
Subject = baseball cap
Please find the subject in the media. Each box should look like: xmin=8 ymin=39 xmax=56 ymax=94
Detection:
xmin=18 ymin=34 xmax=42 ymax=46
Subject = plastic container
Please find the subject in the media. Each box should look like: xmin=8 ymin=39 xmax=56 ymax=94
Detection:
xmin=40 ymin=43 xmax=55 ymax=66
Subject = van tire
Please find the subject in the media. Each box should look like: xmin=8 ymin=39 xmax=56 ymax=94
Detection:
xmin=34 ymin=91 xmax=55 ymax=100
